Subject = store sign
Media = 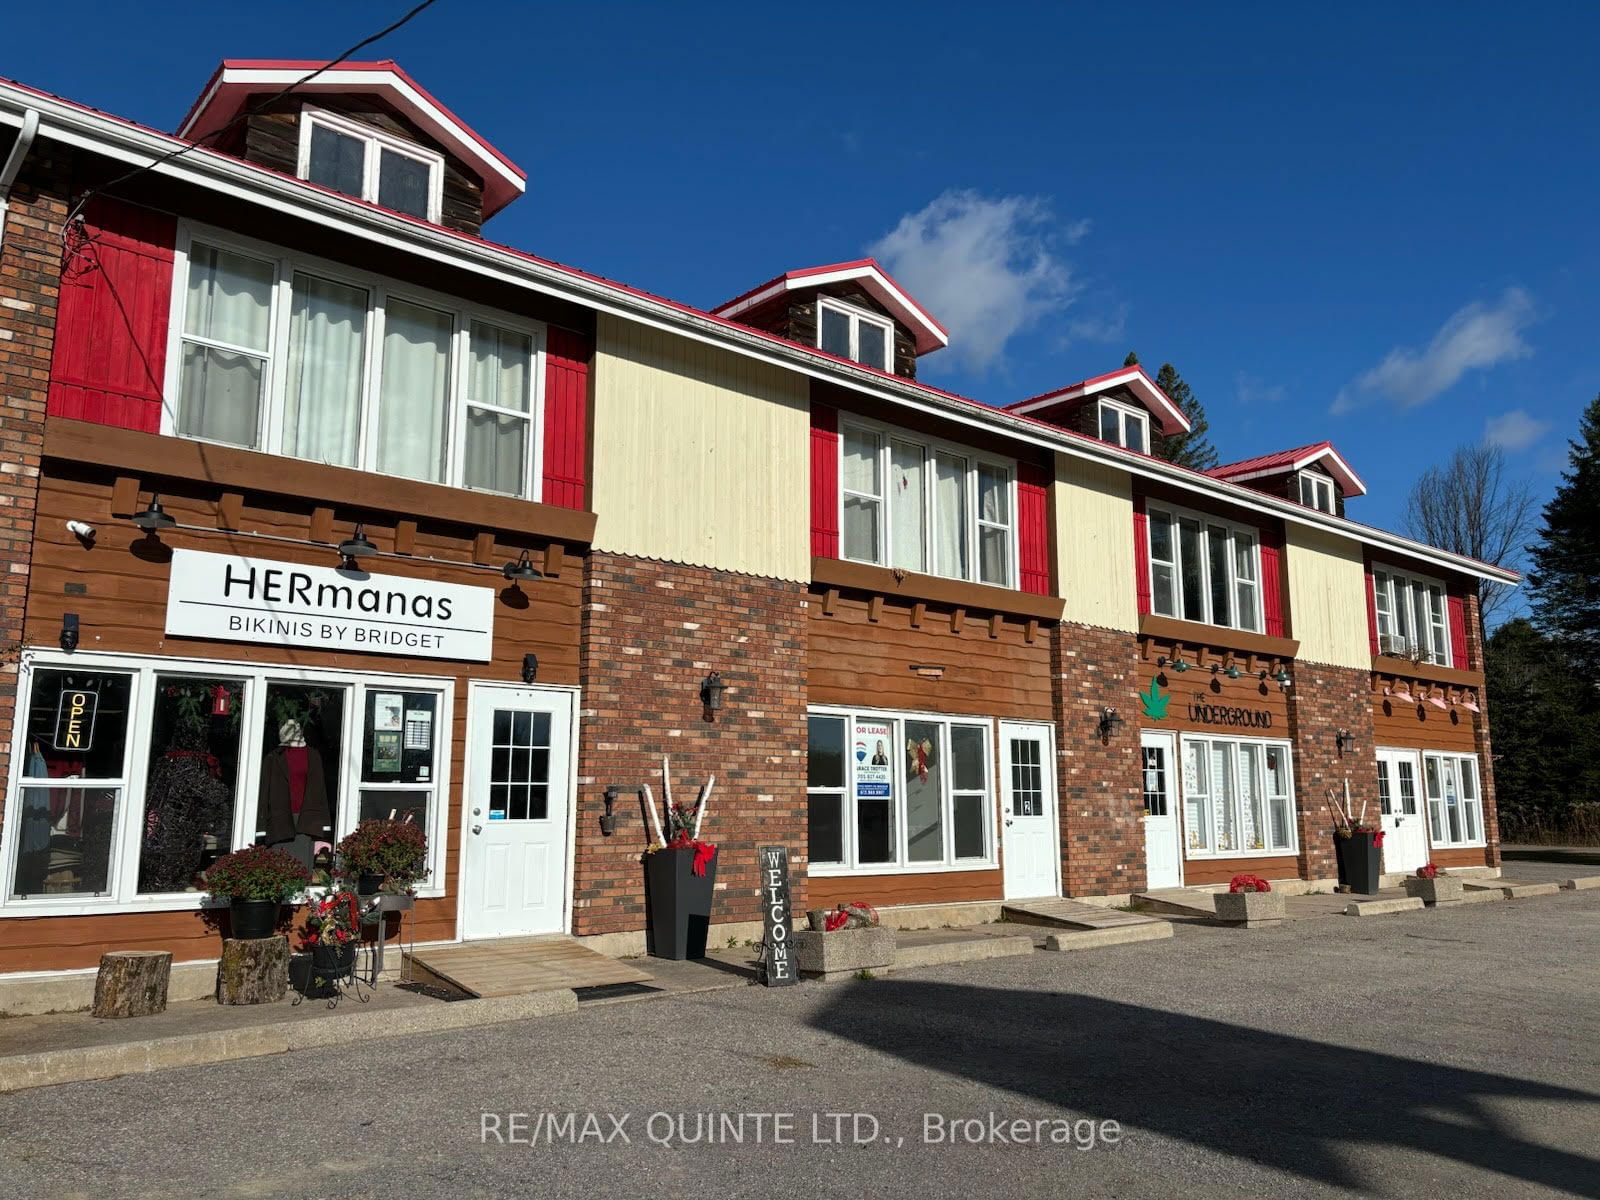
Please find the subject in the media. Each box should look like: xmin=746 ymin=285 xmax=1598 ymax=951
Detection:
xmin=1186 ymin=694 xmax=1273 ymax=730
xmin=853 ymin=720 xmax=893 ymax=798
xmin=53 ymin=688 xmax=98 ymax=751
xmin=758 ymin=846 xmax=797 ymax=988
xmin=165 ymin=549 xmax=495 ymax=663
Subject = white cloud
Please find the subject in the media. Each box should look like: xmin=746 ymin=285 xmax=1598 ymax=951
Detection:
xmin=1484 ymin=408 xmax=1551 ymax=452
xmin=869 ymin=190 xmax=1079 ymax=372
xmin=1333 ymin=287 xmax=1535 ymax=414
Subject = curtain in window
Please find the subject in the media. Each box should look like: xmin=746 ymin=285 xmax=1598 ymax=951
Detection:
xmin=977 ymin=464 xmax=1011 ymax=586
xmin=842 ymin=428 xmax=882 ymax=562
xmin=463 ymin=322 xmax=532 ymax=496
xmin=283 ymin=274 xmax=367 ymax=467
xmin=1209 ymin=741 xmax=1237 ymax=852
xmin=1233 ymin=531 xmax=1259 ymax=632
xmin=1182 ymin=740 xmax=1209 ymax=851
xmin=904 ymin=720 xmax=944 ymax=862
xmin=890 ymin=440 xmax=926 ymax=573
xmin=1238 ymin=743 xmax=1264 ymax=850
xmin=179 ymin=244 xmax=273 ymax=447
xmin=376 ymin=299 xmax=452 ymax=483
xmin=1149 ymin=510 xmax=1177 ymax=615
xmin=933 ymin=451 xmax=968 ymax=579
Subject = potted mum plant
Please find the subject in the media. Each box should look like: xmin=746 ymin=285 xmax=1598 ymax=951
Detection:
xmin=336 ymin=819 xmax=428 ymax=896
xmin=1213 ymin=875 xmax=1285 ymax=928
xmin=641 ymin=757 xmax=719 ymax=960
xmin=299 ymin=889 xmax=362 ymax=999
xmin=1403 ymin=862 xmax=1465 ymax=906
xmin=204 ymin=846 xmax=312 ymax=939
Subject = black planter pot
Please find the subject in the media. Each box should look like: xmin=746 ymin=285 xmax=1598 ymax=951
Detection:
xmin=356 ymin=872 xmax=385 ymax=896
xmin=1335 ymin=831 xmax=1382 ymax=895
xmin=229 ymin=899 xmax=280 ymax=939
xmin=644 ymin=845 xmax=719 ymax=960
xmin=303 ymin=942 xmax=357 ymax=998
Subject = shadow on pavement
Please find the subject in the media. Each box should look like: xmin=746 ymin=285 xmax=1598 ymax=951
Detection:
xmin=808 ymin=979 xmax=1600 ymax=1195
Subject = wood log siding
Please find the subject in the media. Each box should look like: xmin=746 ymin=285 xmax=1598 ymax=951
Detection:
xmin=808 ymin=869 xmax=1000 ymax=910
xmin=3 ymin=464 xmax=584 ymax=971
xmin=732 ymin=284 xmax=919 ymax=378
xmin=239 ymin=97 xmax=486 ymax=235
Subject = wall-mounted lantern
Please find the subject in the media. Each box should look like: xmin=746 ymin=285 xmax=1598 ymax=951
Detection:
xmin=600 ymin=786 xmax=620 ymax=836
xmin=60 ymin=612 xmax=79 ymax=653
xmin=700 ymin=671 xmax=728 ymax=719
xmin=1334 ymin=728 xmax=1355 ymax=754
xmin=1098 ymin=706 xmax=1125 ymax=739
xmin=521 ymin=653 xmax=539 ymax=684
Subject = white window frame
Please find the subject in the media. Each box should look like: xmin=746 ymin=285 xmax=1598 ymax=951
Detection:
xmin=1298 ymin=471 xmax=1336 ymax=513
xmin=1146 ymin=502 xmax=1264 ymax=633
xmin=1372 ymin=564 xmax=1452 ymax=667
xmin=0 ymin=649 xmax=455 ymax=920
xmin=816 ymin=297 xmax=895 ymax=371
xmin=163 ymin=221 xmax=546 ymax=501
xmin=1422 ymin=752 xmax=1485 ymax=849
xmin=837 ymin=415 xmax=1019 ymax=588
xmin=1097 ymin=397 xmax=1150 ymax=454
xmin=1178 ymin=733 xmax=1298 ymax=859
xmin=807 ymin=704 xmax=998 ymax=876
xmin=297 ymin=105 xmax=445 ymax=224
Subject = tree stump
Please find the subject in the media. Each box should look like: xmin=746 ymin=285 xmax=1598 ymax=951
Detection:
xmin=215 ymin=936 xmax=289 ymax=1006
xmin=92 ymin=950 xmax=172 ymax=1018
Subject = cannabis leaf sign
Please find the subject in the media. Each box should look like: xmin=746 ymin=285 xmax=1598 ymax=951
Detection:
xmin=1139 ymin=676 xmax=1171 ymax=721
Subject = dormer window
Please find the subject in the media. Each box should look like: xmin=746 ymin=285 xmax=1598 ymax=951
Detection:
xmin=817 ymin=298 xmax=893 ymax=371
xmin=297 ymin=107 xmax=443 ymax=223
xmin=1098 ymin=398 xmax=1150 ymax=454
xmin=1298 ymin=471 xmax=1336 ymax=513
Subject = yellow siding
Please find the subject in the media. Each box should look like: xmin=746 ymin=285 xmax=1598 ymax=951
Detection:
xmin=1284 ymin=524 xmax=1370 ymax=668
xmin=590 ymin=314 xmax=810 ymax=581
xmin=1054 ymin=453 xmax=1138 ymax=632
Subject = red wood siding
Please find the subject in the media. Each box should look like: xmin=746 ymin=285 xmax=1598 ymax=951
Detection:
xmin=1365 ymin=566 xmax=1380 ymax=656
xmin=1259 ymin=523 xmax=1285 ymax=638
xmin=1016 ymin=461 xmax=1050 ymax=595
xmin=1447 ymin=590 xmax=1470 ymax=669
xmin=810 ymin=402 xmax=840 ymax=558
xmin=1132 ymin=494 xmax=1151 ymax=615
xmin=541 ymin=326 xmax=590 ymax=509
xmin=48 ymin=198 xmax=175 ymax=433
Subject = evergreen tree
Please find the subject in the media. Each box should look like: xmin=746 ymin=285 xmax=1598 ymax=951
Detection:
xmin=1152 ymin=362 xmax=1218 ymax=471
xmin=1123 ymin=350 xmax=1139 ymax=367
xmin=1527 ymin=393 xmax=1600 ymax=678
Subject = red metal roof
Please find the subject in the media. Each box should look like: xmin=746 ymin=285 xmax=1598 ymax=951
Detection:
xmin=1210 ymin=441 xmax=1367 ymax=497
xmin=1006 ymin=364 xmax=1191 ymax=436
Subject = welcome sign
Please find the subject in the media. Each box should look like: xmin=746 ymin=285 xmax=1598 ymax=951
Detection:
xmin=165 ymin=549 xmax=496 ymax=662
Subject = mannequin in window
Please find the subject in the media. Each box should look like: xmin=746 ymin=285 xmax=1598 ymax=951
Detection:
xmin=258 ymin=718 xmax=331 ymax=869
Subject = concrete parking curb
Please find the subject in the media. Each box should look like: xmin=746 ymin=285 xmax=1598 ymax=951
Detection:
xmin=1563 ymin=877 xmax=1600 ymax=891
xmin=891 ymin=934 xmax=1035 ymax=972
xmin=0 ymin=989 xmax=577 ymax=1094
xmin=1043 ymin=923 xmax=1173 ymax=951
xmin=1343 ymin=897 xmax=1425 ymax=917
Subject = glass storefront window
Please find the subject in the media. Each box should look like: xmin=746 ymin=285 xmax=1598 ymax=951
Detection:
xmin=806 ymin=716 xmax=846 ymax=867
xmin=1181 ymin=735 xmax=1297 ymax=858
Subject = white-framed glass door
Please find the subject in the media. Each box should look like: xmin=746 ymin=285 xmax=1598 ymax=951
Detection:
xmin=1000 ymin=722 xmax=1059 ymax=899
xmin=461 ymin=685 xmax=575 ymax=939
xmin=1141 ymin=731 xmax=1183 ymax=889
xmin=1377 ymin=748 xmax=1428 ymax=873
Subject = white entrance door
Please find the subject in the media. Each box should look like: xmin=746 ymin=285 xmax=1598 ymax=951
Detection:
xmin=461 ymin=686 xmax=575 ymax=940
xmin=1000 ymin=722 xmax=1060 ymax=899
xmin=1141 ymin=732 xmax=1183 ymax=889
xmin=1377 ymin=748 xmax=1428 ymax=874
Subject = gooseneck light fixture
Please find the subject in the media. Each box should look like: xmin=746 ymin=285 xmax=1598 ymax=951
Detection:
xmin=337 ymin=523 xmax=376 ymax=568
xmin=131 ymin=494 xmax=175 ymax=532
xmin=503 ymin=549 xmax=543 ymax=583
xmin=1156 ymin=655 xmax=1190 ymax=674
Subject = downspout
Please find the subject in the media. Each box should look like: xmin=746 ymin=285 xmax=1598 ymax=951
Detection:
xmin=0 ymin=108 xmax=42 ymax=250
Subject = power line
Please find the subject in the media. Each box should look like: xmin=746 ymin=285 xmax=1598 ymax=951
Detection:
xmin=62 ymin=0 xmax=442 ymax=240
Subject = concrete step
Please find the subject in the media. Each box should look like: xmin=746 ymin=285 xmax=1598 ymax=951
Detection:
xmin=1043 ymin=923 xmax=1174 ymax=952
xmin=890 ymin=933 xmax=1035 ymax=972
xmin=1134 ymin=888 xmax=1218 ymax=919
xmin=1344 ymin=897 xmax=1425 ymax=917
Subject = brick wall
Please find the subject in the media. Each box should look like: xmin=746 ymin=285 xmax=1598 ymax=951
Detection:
xmin=0 ymin=150 xmax=67 ymax=826
xmin=1464 ymin=591 xmax=1500 ymax=868
xmin=1054 ymin=622 xmax=1145 ymax=895
xmin=573 ymin=552 xmax=808 ymax=936
xmin=1286 ymin=661 xmax=1377 ymax=880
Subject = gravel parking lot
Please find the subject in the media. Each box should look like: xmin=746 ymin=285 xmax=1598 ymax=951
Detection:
xmin=2 ymin=877 xmax=1596 ymax=1200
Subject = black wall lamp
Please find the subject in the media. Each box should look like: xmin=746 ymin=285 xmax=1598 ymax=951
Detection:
xmin=600 ymin=786 xmax=620 ymax=836
xmin=1157 ymin=655 xmax=1189 ymax=673
xmin=1334 ymin=728 xmax=1356 ymax=754
xmin=60 ymin=612 xmax=79 ymax=653
xmin=131 ymin=494 xmax=175 ymax=533
xmin=337 ymin=523 xmax=376 ymax=568
xmin=700 ymin=671 xmax=728 ymax=719
xmin=521 ymin=653 xmax=539 ymax=684
xmin=1098 ymin=706 xmax=1125 ymax=739
xmin=503 ymin=550 xmax=543 ymax=584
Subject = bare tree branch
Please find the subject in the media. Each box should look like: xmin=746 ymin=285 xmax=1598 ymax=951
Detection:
xmin=1402 ymin=443 xmax=1535 ymax=631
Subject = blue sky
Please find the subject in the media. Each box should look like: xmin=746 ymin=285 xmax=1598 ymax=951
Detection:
xmin=6 ymin=1 xmax=1596 ymax=577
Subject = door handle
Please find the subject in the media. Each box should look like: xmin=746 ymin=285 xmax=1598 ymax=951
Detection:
xmin=1004 ymin=819 xmax=1014 ymax=827
xmin=472 ymin=823 xmax=483 ymax=835
xmin=472 ymin=807 xmax=482 ymax=817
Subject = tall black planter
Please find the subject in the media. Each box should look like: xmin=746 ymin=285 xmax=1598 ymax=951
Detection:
xmin=1335 ymin=831 xmax=1382 ymax=895
xmin=644 ymin=845 xmax=719 ymax=960
xmin=229 ymin=899 xmax=280 ymax=939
